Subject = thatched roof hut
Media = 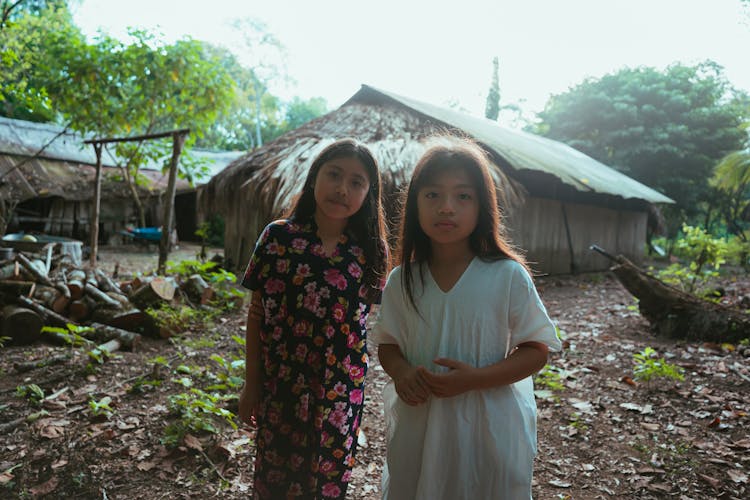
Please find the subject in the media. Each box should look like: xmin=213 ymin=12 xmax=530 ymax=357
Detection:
xmin=202 ymin=85 xmax=673 ymax=275
xmin=0 ymin=116 xmax=241 ymax=242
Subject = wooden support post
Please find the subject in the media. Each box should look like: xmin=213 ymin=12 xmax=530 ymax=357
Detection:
xmin=90 ymin=142 xmax=103 ymax=268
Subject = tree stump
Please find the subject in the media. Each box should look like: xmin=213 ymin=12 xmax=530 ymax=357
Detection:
xmin=1 ymin=304 xmax=43 ymax=345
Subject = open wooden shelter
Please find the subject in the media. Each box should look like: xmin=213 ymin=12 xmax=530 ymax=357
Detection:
xmin=201 ymin=85 xmax=674 ymax=275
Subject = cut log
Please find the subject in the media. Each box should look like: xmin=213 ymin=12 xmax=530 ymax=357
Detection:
xmin=105 ymin=291 xmax=131 ymax=308
xmin=95 ymin=268 xmax=122 ymax=294
xmin=0 ymin=262 xmax=21 ymax=280
xmin=130 ymin=276 xmax=176 ymax=309
xmin=14 ymin=353 xmax=72 ymax=373
xmin=600 ymin=251 xmax=750 ymax=343
xmin=184 ymin=274 xmax=214 ymax=304
xmin=0 ymin=280 xmax=34 ymax=297
xmin=88 ymin=322 xmax=141 ymax=350
xmin=66 ymin=269 xmax=87 ymax=300
xmin=17 ymin=295 xmax=70 ymax=327
xmin=84 ymin=282 xmax=122 ymax=308
xmin=1 ymin=304 xmax=43 ymax=345
xmin=14 ymin=253 xmax=52 ymax=287
xmin=91 ymin=307 xmax=152 ymax=332
xmin=68 ymin=299 xmax=90 ymax=322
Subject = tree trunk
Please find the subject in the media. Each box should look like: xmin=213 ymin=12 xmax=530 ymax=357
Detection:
xmin=608 ymin=255 xmax=750 ymax=343
xmin=129 ymin=276 xmax=176 ymax=309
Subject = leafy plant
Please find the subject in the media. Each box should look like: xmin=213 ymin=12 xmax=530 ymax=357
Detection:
xmin=16 ymin=384 xmax=45 ymax=405
xmin=654 ymin=224 xmax=730 ymax=295
xmin=163 ymin=388 xmax=237 ymax=446
xmin=88 ymin=396 xmax=115 ymax=419
xmin=40 ymin=323 xmax=93 ymax=346
xmin=633 ymin=347 xmax=685 ymax=385
xmin=146 ymin=303 xmax=203 ymax=335
xmin=0 ymin=335 xmax=11 ymax=347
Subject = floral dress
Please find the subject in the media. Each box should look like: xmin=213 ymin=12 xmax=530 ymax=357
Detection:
xmin=242 ymin=217 xmax=376 ymax=499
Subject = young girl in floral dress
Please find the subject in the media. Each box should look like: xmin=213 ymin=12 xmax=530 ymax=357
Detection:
xmin=372 ymin=137 xmax=561 ymax=499
xmin=238 ymin=138 xmax=389 ymax=499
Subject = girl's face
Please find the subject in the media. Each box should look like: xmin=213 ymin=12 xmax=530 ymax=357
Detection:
xmin=313 ymin=156 xmax=371 ymax=223
xmin=416 ymin=167 xmax=479 ymax=248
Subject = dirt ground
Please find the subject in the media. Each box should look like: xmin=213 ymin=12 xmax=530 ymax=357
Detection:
xmin=1 ymin=244 xmax=748 ymax=499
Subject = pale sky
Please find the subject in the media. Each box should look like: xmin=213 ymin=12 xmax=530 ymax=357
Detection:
xmin=72 ymin=0 xmax=750 ymax=125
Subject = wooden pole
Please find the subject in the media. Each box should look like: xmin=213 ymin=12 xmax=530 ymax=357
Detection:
xmin=90 ymin=142 xmax=103 ymax=267
xmin=158 ymin=131 xmax=188 ymax=273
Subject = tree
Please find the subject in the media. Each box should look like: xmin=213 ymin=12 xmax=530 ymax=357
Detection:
xmin=228 ymin=17 xmax=289 ymax=149
xmin=533 ymin=62 xmax=748 ymax=225
xmin=485 ymin=56 xmax=500 ymax=120
xmin=710 ymin=149 xmax=750 ymax=240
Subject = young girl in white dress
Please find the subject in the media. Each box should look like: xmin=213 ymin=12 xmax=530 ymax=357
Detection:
xmin=371 ymin=137 xmax=562 ymax=500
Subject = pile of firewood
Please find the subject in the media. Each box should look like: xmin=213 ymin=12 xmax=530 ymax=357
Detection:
xmin=0 ymin=249 xmax=218 ymax=351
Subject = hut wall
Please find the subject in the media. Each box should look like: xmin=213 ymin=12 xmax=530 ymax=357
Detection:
xmin=506 ymin=196 xmax=647 ymax=275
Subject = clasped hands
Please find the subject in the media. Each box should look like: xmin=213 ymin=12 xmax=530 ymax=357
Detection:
xmin=394 ymin=358 xmax=474 ymax=406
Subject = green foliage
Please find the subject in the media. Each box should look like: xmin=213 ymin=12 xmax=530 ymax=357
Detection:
xmin=146 ymin=303 xmax=203 ymax=335
xmin=166 ymin=258 xmax=245 ymax=311
xmin=40 ymin=323 xmax=92 ymax=346
xmin=164 ymin=388 xmax=237 ymax=446
xmin=16 ymin=384 xmax=44 ymax=405
xmin=195 ymin=214 xmax=225 ymax=249
xmin=534 ymin=364 xmax=566 ymax=392
xmin=710 ymin=149 xmax=750 ymax=240
xmin=633 ymin=347 xmax=685 ymax=384
xmin=654 ymin=224 xmax=730 ymax=294
xmin=0 ymin=335 xmax=11 ymax=347
xmin=88 ymin=396 xmax=114 ymax=419
xmin=533 ymin=62 xmax=748 ymax=224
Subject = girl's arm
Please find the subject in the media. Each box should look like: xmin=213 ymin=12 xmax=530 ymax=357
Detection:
xmin=378 ymin=343 xmax=431 ymax=406
xmin=238 ymin=290 xmax=263 ymax=425
xmin=418 ymin=342 xmax=549 ymax=398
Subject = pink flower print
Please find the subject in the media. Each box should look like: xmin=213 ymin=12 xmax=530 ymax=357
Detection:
xmin=349 ymin=389 xmax=363 ymax=404
xmin=271 ymin=326 xmax=283 ymax=341
xmin=315 ymin=306 xmax=327 ymax=318
xmin=293 ymin=320 xmax=310 ymax=337
xmin=322 ymin=483 xmax=341 ymax=498
xmin=304 ymin=281 xmax=317 ymax=294
xmin=324 ymin=325 xmax=335 ymax=339
xmin=324 ymin=269 xmax=348 ymax=290
xmin=349 ymin=365 xmax=365 ymax=380
xmin=291 ymin=238 xmax=308 ymax=252
xmin=290 ymin=452 xmax=305 ymax=469
xmin=319 ymin=287 xmax=331 ymax=299
xmin=296 ymin=263 xmax=312 ymax=277
xmin=333 ymin=382 xmax=347 ymax=397
xmin=332 ymin=302 xmax=346 ymax=323
xmin=267 ymin=406 xmax=281 ymax=425
xmin=349 ymin=246 xmax=363 ymax=257
xmin=319 ymin=460 xmax=336 ymax=474
xmin=265 ymin=240 xmax=285 ymax=256
xmin=297 ymin=394 xmax=309 ymax=421
xmin=342 ymin=470 xmax=352 ymax=482
xmin=275 ymin=259 xmax=290 ymax=274
xmin=267 ymin=470 xmax=284 ymax=483
xmin=347 ymin=331 xmax=359 ymax=348
xmin=347 ymin=262 xmax=362 ymax=279
xmin=341 ymin=355 xmax=352 ymax=371
xmin=329 ymin=408 xmax=347 ymax=427
xmin=345 ymin=435 xmax=354 ymax=450
xmin=295 ymin=344 xmax=308 ymax=362
xmin=310 ymin=243 xmax=324 ymax=256
xmin=278 ymin=364 xmax=290 ymax=380
xmin=303 ymin=292 xmax=320 ymax=312
xmin=287 ymin=482 xmax=303 ymax=496
xmin=264 ymin=278 xmax=285 ymax=295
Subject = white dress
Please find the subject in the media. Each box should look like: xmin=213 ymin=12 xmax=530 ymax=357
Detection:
xmin=371 ymin=258 xmax=562 ymax=500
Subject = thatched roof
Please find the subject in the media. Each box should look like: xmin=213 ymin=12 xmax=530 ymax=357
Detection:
xmin=0 ymin=116 xmax=241 ymax=203
xmin=202 ymin=85 xmax=672 ymax=224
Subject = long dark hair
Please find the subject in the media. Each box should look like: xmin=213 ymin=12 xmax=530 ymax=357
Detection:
xmin=398 ymin=136 xmax=528 ymax=310
xmin=286 ymin=138 xmax=389 ymax=303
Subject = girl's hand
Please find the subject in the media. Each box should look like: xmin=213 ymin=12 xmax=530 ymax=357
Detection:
xmin=393 ymin=366 xmax=431 ymax=406
xmin=238 ymin=383 xmax=261 ymax=427
xmin=418 ymin=358 xmax=475 ymax=398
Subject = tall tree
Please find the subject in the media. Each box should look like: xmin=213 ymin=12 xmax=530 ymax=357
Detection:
xmin=228 ymin=17 xmax=289 ymax=149
xmin=710 ymin=149 xmax=750 ymax=240
xmin=485 ymin=56 xmax=500 ymax=120
xmin=533 ymin=62 xmax=748 ymax=224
